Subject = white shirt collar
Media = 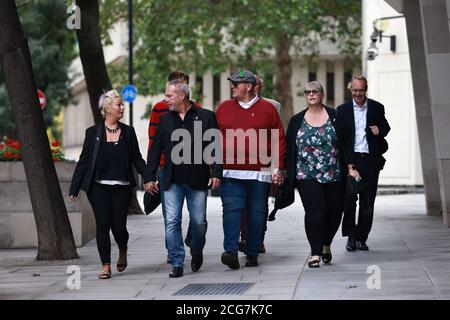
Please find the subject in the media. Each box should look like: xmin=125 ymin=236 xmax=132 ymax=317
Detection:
xmin=238 ymin=95 xmax=259 ymax=109
xmin=353 ymin=98 xmax=368 ymax=110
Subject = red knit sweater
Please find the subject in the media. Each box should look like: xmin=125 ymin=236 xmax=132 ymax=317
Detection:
xmin=147 ymin=100 xmax=202 ymax=165
xmin=216 ymin=98 xmax=286 ymax=171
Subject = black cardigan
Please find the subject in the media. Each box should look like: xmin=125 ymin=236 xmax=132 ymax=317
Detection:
xmin=285 ymin=106 xmax=347 ymax=188
xmin=69 ymin=121 xmax=150 ymax=197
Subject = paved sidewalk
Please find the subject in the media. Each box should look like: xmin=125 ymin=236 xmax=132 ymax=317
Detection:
xmin=1 ymin=193 xmax=450 ymax=300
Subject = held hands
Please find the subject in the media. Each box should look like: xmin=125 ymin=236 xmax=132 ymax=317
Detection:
xmin=272 ymin=168 xmax=286 ymax=186
xmin=348 ymin=165 xmax=361 ymax=182
xmin=144 ymin=181 xmax=159 ymax=195
xmin=369 ymin=125 xmax=380 ymax=136
xmin=69 ymin=195 xmax=77 ymax=202
xmin=208 ymin=178 xmax=221 ymax=190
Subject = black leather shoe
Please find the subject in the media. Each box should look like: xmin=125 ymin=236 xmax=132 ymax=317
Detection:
xmin=221 ymin=251 xmax=240 ymax=269
xmin=346 ymin=237 xmax=357 ymax=252
xmin=169 ymin=267 xmax=183 ymax=278
xmin=245 ymin=255 xmax=259 ymax=267
xmin=191 ymin=253 xmax=203 ymax=272
xmin=356 ymin=241 xmax=369 ymax=251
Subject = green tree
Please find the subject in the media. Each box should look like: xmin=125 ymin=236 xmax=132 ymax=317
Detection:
xmin=100 ymin=0 xmax=360 ymax=122
xmin=0 ymin=0 xmax=76 ymax=140
xmin=227 ymin=0 xmax=362 ymax=122
xmin=0 ymin=0 xmax=78 ymax=260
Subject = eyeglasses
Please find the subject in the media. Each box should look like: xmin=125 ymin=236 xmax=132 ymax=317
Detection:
xmin=304 ymin=89 xmax=321 ymax=95
xmin=351 ymin=89 xmax=366 ymax=94
xmin=230 ymin=81 xmax=249 ymax=88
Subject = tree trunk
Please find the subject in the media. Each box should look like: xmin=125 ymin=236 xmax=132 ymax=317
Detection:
xmin=76 ymin=0 xmax=143 ymax=215
xmin=75 ymin=0 xmax=110 ymax=125
xmin=274 ymin=32 xmax=294 ymax=128
xmin=0 ymin=0 xmax=78 ymax=260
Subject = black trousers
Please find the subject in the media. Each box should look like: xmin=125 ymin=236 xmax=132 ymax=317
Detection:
xmin=297 ymin=179 xmax=345 ymax=256
xmin=342 ymin=153 xmax=380 ymax=242
xmin=88 ymin=182 xmax=132 ymax=264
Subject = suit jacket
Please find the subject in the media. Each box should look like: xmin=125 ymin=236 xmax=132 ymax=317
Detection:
xmin=336 ymin=98 xmax=390 ymax=171
xmin=146 ymin=106 xmax=222 ymax=191
xmin=285 ymin=106 xmax=346 ymax=189
xmin=69 ymin=121 xmax=150 ymax=197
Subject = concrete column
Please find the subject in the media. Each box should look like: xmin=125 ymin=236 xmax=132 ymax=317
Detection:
xmin=294 ymin=59 xmax=309 ymax=114
xmin=334 ymin=60 xmax=345 ymax=107
xmin=316 ymin=60 xmax=327 ymax=105
xmin=202 ymin=70 xmax=214 ymax=111
xmin=402 ymin=0 xmax=443 ymax=216
xmin=220 ymin=68 xmax=231 ymax=103
xmin=291 ymin=59 xmax=303 ymax=114
xmin=419 ymin=0 xmax=450 ymax=225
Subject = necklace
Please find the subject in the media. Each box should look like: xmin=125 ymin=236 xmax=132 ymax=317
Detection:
xmin=105 ymin=125 xmax=120 ymax=134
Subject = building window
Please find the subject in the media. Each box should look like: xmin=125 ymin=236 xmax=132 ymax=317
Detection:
xmin=308 ymin=72 xmax=317 ymax=82
xmin=344 ymin=72 xmax=352 ymax=101
xmin=327 ymin=72 xmax=335 ymax=103
xmin=195 ymin=76 xmax=203 ymax=103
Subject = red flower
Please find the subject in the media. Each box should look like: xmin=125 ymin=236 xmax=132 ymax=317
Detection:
xmin=5 ymin=152 xmax=12 ymax=159
xmin=51 ymin=140 xmax=61 ymax=147
xmin=53 ymin=157 xmax=59 ymax=161
xmin=10 ymin=141 xmax=20 ymax=150
xmin=0 ymin=143 xmax=4 ymax=149
xmin=13 ymin=154 xmax=20 ymax=159
xmin=6 ymin=139 xmax=14 ymax=146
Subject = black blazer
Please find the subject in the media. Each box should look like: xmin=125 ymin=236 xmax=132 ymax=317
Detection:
xmin=69 ymin=121 xmax=150 ymax=197
xmin=336 ymin=98 xmax=390 ymax=171
xmin=285 ymin=106 xmax=346 ymax=189
xmin=146 ymin=106 xmax=222 ymax=191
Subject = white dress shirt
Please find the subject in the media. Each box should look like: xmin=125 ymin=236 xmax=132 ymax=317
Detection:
xmin=353 ymin=99 xmax=369 ymax=153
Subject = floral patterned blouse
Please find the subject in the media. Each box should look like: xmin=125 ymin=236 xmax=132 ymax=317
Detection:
xmin=296 ymin=117 xmax=341 ymax=183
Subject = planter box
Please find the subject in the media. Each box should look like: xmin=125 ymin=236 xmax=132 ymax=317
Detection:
xmin=0 ymin=161 xmax=95 ymax=248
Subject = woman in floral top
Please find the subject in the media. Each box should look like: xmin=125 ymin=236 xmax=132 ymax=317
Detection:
xmin=285 ymin=81 xmax=345 ymax=268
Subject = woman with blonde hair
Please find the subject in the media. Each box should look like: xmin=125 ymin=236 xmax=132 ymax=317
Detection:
xmin=285 ymin=81 xmax=346 ymax=268
xmin=69 ymin=90 xmax=150 ymax=279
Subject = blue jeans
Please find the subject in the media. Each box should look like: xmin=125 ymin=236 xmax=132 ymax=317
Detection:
xmin=219 ymin=178 xmax=270 ymax=256
xmin=163 ymin=183 xmax=207 ymax=268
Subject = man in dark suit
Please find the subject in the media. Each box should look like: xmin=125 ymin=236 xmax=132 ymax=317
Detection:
xmin=337 ymin=76 xmax=390 ymax=251
xmin=145 ymin=80 xmax=222 ymax=278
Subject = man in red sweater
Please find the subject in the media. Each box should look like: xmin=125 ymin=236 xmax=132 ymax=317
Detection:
xmin=216 ymin=70 xmax=286 ymax=269
xmin=147 ymin=71 xmax=201 ymax=264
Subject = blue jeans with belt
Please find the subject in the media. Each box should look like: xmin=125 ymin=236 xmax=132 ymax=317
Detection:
xmin=219 ymin=178 xmax=270 ymax=257
xmin=163 ymin=183 xmax=208 ymax=268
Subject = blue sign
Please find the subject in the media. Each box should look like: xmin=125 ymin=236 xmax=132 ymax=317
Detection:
xmin=121 ymin=84 xmax=137 ymax=103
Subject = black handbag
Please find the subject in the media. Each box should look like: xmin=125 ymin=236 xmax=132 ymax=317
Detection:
xmin=268 ymin=182 xmax=295 ymax=221
xmin=143 ymin=191 xmax=161 ymax=215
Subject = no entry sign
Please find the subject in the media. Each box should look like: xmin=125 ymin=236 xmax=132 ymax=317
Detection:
xmin=37 ymin=89 xmax=46 ymax=110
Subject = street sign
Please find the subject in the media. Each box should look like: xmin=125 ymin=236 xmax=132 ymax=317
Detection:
xmin=37 ymin=89 xmax=46 ymax=110
xmin=121 ymin=84 xmax=137 ymax=103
